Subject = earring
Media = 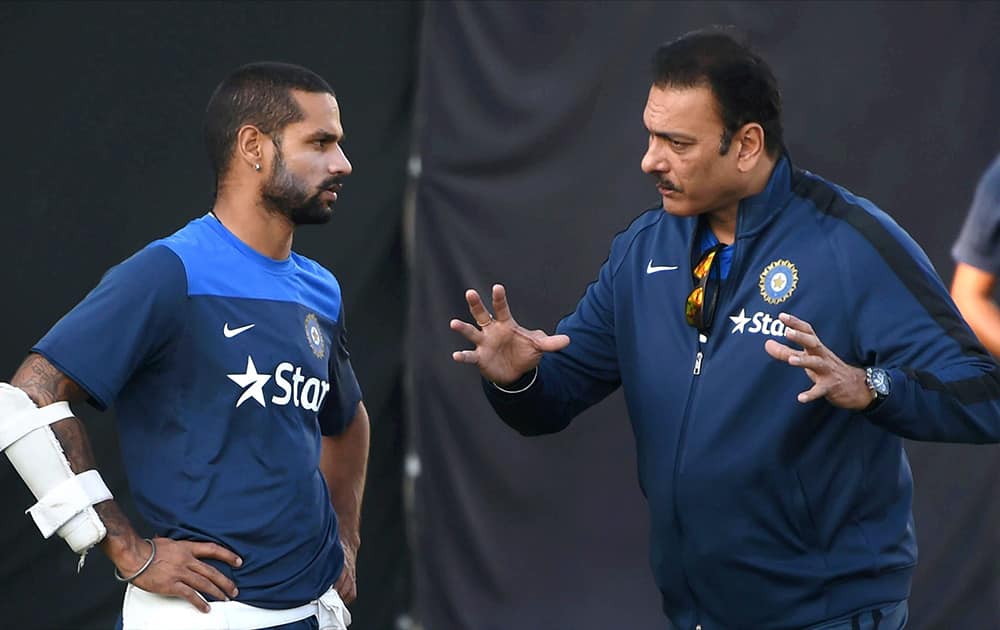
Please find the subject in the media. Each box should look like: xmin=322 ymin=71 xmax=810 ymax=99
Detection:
xmin=254 ymin=163 xmax=261 ymax=172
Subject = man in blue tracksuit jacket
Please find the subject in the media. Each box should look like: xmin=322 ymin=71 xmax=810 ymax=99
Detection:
xmin=450 ymin=29 xmax=1000 ymax=630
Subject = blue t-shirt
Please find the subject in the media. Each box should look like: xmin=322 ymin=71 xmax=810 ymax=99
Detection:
xmin=698 ymin=224 xmax=733 ymax=279
xmin=34 ymin=214 xmax=362 ymax=609
xmin=953 ymin=153 xmax=1000 ymax=274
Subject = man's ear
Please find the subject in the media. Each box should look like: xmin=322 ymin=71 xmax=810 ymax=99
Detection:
xmin=736 ymin=123 xmax=765 ymax=172
xmin=236 ymin=125 xmax=265 ymax=172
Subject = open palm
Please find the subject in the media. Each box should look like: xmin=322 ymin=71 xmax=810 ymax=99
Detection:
xmin=450 ymin=284 xmax=570 ymax=386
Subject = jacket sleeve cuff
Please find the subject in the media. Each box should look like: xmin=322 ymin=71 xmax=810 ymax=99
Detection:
xmin=861 ymin=367 xmax=906 ymax=423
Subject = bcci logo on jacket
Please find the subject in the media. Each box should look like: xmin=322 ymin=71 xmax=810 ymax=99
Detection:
xmin=304 ymin=313 xmax=326 ymax=359
xmin=759 ymin=259 xmax=798 ymax=304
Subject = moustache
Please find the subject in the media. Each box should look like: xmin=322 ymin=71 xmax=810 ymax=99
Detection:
xmin=319 ymin=178 xmax=344 ymax=193
xmin=656 ymin=177 xmax=680 ymax=192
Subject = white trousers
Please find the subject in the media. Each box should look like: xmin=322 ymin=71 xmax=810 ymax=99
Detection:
xmin=122 ymin=583 xmax=351 ymax=630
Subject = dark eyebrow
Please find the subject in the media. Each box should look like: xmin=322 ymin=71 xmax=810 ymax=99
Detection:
xmin=308 ymin=129 xmax=344 ymax=143
xmin=650 ymin=129 xmax=696 ymax=143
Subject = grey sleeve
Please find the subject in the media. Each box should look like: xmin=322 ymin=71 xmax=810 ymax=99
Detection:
xmin=952 ymin=154 xmax=1000 ymax=274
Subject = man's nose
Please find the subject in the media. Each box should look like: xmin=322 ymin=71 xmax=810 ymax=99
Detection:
xmin=330 ymin=145 xmax=353 ymax=176
xmin=641 ymin=146 xmax=665 ymax=174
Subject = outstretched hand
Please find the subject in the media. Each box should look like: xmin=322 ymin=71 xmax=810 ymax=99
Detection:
xmin=450 ymin=284 xmax=570 ymax=386
xmin=764 ymin=312 xmax=874 ymax=410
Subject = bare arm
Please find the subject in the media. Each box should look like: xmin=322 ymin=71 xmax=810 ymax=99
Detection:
xmin=950 ymin=262 xmax=1000 ymax=357
xmin=11 ymin=353 xmax=149 ymax=570
xmin=319 ymin=401 xmax=370 ymax=604
xmin=10 ymin=353 xmax=241 ymax=611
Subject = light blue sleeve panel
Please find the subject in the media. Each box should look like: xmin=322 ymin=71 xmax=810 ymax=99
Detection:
xmin=161 ymin=214 xmax=343 ymax=323
xmin=32 ymin=245 xmax=187 ymax=410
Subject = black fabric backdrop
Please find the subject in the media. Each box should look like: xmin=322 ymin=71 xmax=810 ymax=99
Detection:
xmin=410 ymin=2 xmax=1000 ymax=629
xmin=0 ymin=3 xmax=417 ymax=629
xmin=3 ymin=2 xmax=1000 ymax=630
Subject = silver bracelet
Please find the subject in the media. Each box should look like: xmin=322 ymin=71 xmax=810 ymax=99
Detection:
xmin=114 ymin=538 xmax=156 ymax=583
xmin=491 ymin=367 xmax=538 ymax=394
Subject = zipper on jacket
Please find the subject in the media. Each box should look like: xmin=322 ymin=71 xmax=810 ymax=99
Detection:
xmin=672 ymin=331 xmax=708 ymax=622
xmin=674 ymin=218 xmax=717 ymax=621
xmin=692 ymin=334 xmax=706 ymax=375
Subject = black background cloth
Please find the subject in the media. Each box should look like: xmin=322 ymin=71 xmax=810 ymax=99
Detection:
xmin=2 ymin=2 xmax=1000 ymax=629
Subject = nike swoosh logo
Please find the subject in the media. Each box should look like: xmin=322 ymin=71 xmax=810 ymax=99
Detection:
xmin=646 ymin=259 xmax=679 ymax=274
xmin=223 ymin=323 xmax=256 ymax=338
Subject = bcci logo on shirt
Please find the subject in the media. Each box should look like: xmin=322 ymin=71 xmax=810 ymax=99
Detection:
xmin=759 ymin=259 xmax=798 ymax=304
xmin=304 ymin=313 xmax=326 ymax=359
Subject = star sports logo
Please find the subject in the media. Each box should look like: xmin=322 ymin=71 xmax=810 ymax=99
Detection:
xmin=729 ymin=308 xmax=787 ymax=337
xmin=227 ymin=356 xmax=331 ymax=411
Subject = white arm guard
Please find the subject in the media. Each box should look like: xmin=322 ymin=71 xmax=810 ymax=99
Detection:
xmin=0 ymin=383 xmax=112 ymax=556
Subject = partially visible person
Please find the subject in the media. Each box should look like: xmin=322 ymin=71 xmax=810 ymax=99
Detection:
xmin=0 ymin=62 xmax=368 ymax=630
xmin=951 ymin=153 xmax=1000 ymax=356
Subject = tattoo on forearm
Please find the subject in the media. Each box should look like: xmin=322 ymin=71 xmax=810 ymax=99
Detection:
xmin=11 ymin=353 xmax=86 ymax=407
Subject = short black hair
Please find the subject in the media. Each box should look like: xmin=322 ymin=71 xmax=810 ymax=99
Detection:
xmin=204 ymin=61 xmax=335 ymax=181
xmin=652 ymin=27 xmax=784 ymax=157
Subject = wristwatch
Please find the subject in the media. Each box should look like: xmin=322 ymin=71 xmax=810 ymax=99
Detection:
xmin=864 ymin=367 xmax=891 ymax=409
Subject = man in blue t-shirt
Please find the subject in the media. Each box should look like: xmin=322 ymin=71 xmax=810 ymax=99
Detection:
xmin=3 ymin=63 xmax=369 ymax=629
xmin=951 ymin=153 xmax=1000 ymax=356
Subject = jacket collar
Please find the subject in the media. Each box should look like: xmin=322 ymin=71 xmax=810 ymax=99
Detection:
xmin=735 ymin=153 xmax=793 ymax=240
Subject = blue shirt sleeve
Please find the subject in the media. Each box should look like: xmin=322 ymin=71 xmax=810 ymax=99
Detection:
xmin=31 ymin=245 xmax=187 ymax=411
xmin=317 ymin=309 xmax=362 ymax=436
xmin=952 ymin=154 xmax=1000 ymax=274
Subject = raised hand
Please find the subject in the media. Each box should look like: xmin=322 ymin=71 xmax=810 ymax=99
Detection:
xmin=764 ymin=312 xmax=874 ymax=410
xmin=450 ymin=284 xmax=570 ymax=386
xmin=124 ymin=537 xmax=243 ymax=612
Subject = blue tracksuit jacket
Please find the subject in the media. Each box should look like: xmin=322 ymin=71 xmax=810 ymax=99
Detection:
xmin=484 ymin=156 xmax=1000 ymax=629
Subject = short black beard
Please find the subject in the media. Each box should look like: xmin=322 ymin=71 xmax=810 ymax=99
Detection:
xmin=260 ymin=138 xmax=334 ymax=226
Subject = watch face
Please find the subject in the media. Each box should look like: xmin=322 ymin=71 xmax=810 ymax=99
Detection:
xmin=869 ymin=368 xmax=890 ymax=397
